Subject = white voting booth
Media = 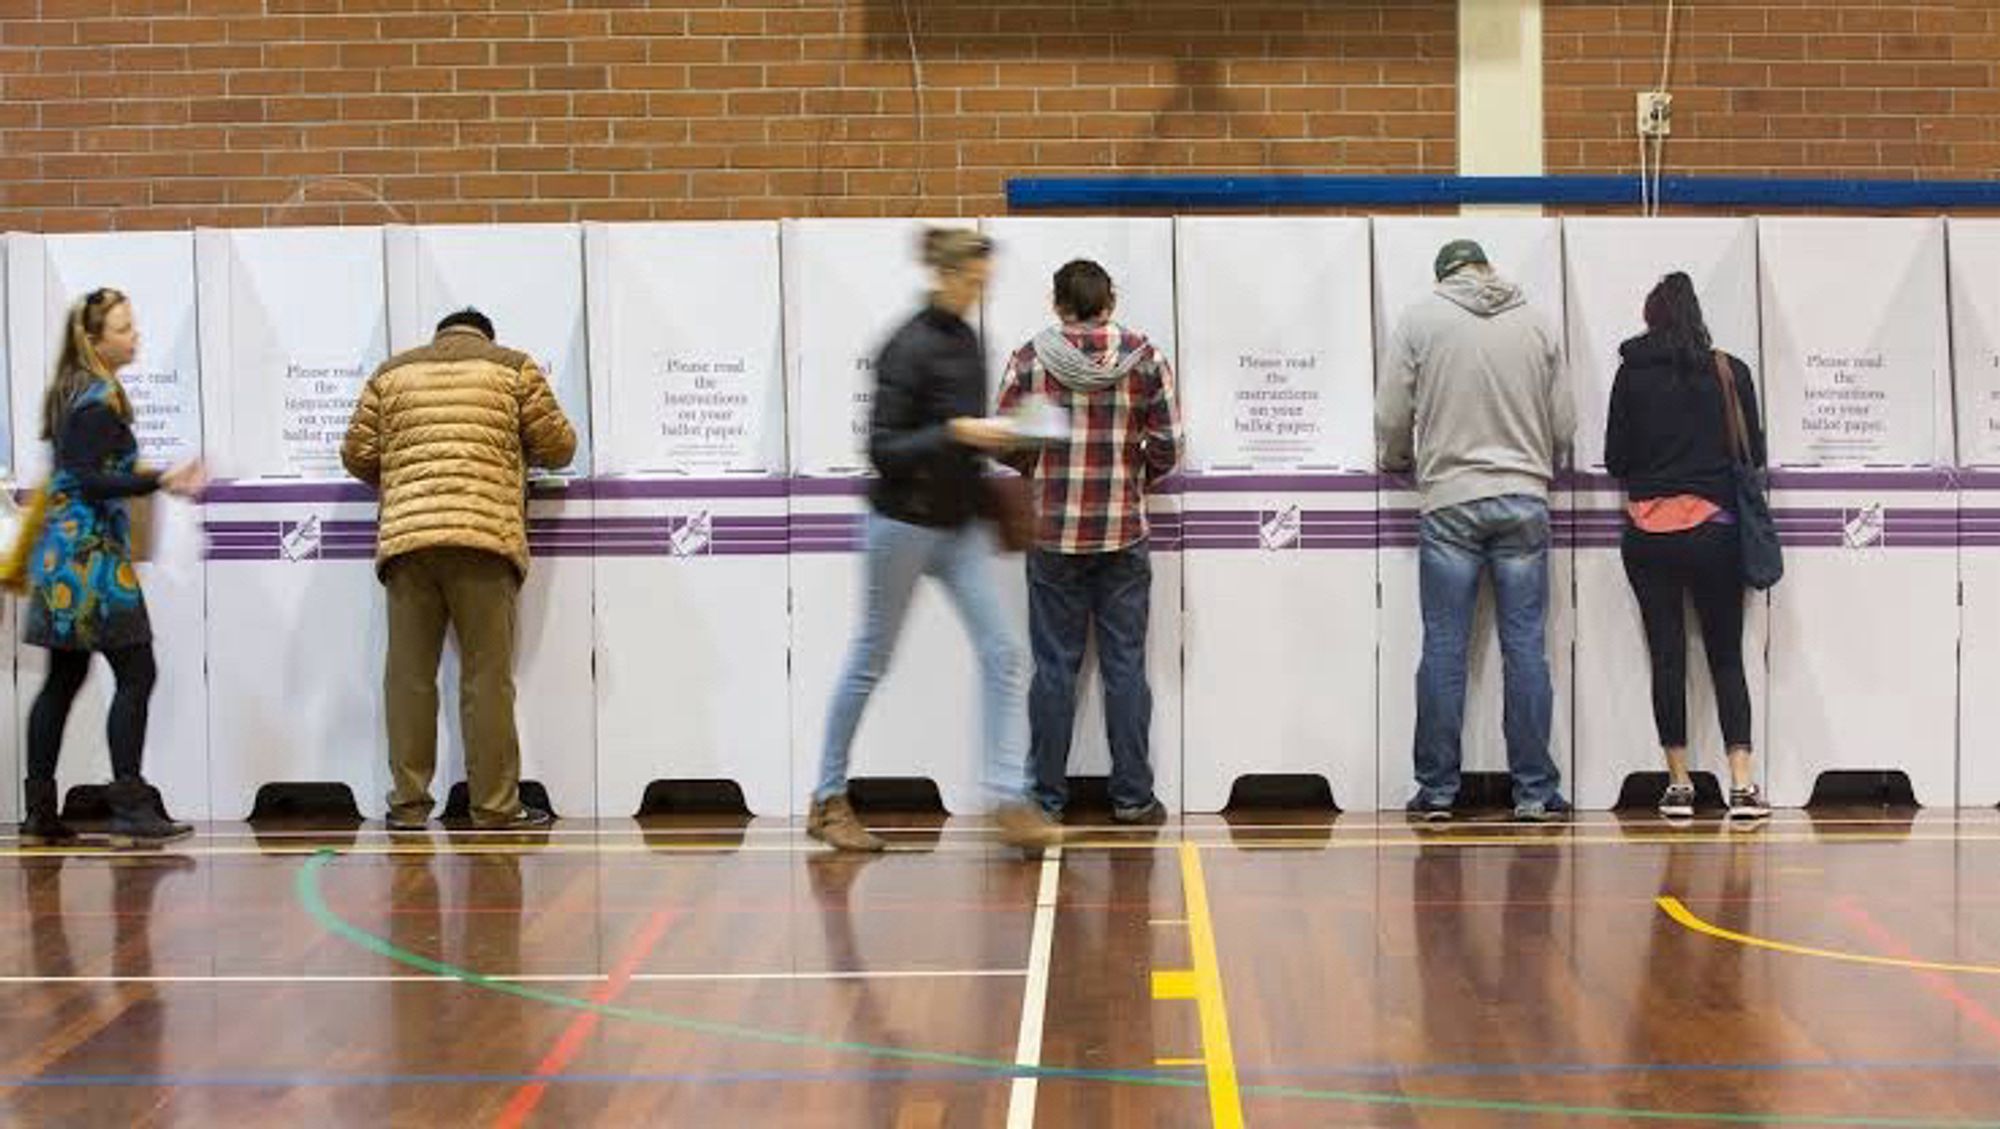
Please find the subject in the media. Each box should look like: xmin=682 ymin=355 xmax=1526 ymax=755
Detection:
xmin=198 ymin=227 xmax=391 ymax=819
xmin=0 ymin=242 xmax=13 ymax=821
xmin=1951 ymin=220 xmax=2000 ymax=806
xmin=1371 ymin=217 xmax=1573 ymax=808
xmin=5 ymin=232 xmax=210 ymax=817
xmin=785 ymin=219 xmax=1000 ymax=813
xmin=1562 ymin=218 xmax=1768 ymax=809
xmin=980 ymin=217 xmax=1185 ymax=812
xmin=386 ymin=224 xmax=596 ymax=816
xmin=1175 ymin=217 xmax=1377 ymax=811
xmin=1759 ymin=218 xmax=1957 ymax=807
xmin=584 ymin=221 xmax=790 ymax=816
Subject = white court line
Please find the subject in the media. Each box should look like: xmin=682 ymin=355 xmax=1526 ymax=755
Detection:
xmin=0 ymin=968 xmax=1028 ymax=986
xmin=1006 ymin=845 xmax=1063 ymax=1129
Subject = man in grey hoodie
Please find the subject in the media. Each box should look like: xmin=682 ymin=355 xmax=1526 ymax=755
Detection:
xmin=999 ymin=259 xmax=1180 ymax=824
xmin=1377 ymin=239 xmax=1576 ymax=822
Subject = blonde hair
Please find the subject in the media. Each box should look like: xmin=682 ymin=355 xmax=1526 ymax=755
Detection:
xmin=43 ymin=287 xmax=133 ymax=440
xmin=919 ymin=227 xmax=992 ymax=273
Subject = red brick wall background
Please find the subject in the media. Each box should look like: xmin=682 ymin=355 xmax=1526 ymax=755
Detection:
xmin=0 ymin=1 xmax=1454 ymax=230
xmin=1 ymin=2 xmax=1993 ymax=233
xmin=1546 ymin=1 xmax=1999 ymax=181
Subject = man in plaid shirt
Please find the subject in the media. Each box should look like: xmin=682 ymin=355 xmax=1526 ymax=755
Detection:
xmin=998 ymin=259 xmax=1180 ymax=824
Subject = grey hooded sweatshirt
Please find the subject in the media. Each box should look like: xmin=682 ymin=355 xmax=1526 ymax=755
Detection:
xmin=1376 ymin=270 xmax=1575 ymax=513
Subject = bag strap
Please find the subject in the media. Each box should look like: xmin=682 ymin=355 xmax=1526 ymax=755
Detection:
xmin=1712 ymin=349 xmax=1750 ymax=463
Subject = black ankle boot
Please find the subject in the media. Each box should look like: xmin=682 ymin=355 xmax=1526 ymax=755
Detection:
xmin=106 ymin=778 xmax=191 ymax=848
xmin=19 ymin=779 xmax=78 ymax=847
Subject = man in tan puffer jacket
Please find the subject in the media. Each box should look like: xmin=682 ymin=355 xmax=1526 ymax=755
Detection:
xmin=341 ymin=308 xmax=577 ymax=831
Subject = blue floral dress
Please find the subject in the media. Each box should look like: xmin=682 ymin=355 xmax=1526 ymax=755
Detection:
xmin=23 ymin=379 xmax=158 ymax=653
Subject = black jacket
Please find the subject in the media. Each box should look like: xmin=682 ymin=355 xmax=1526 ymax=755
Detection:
xmin=1603 ymin=332 xmax=1767 ymax=508
xmin=866 ymin=304 xmax=988 ymax=528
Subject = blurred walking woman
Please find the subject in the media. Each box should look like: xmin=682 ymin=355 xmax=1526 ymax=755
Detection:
xmin=807 ymin=228 xmax=1061 ymax=854
xmin=18 ymin=288 xmax=205 ymax=846
xmin=1604 ymin=273 xmax=1770 ymax=823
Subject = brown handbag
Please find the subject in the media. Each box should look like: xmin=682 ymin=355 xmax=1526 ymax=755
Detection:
xmin=979 ymin=475 xmax=1037 ymax=553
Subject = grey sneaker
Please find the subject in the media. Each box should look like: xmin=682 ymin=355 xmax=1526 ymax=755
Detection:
xmin=1514 ymin=797 xmax=1573 ymax=823
xmin=1726 ymin=786 xmax=1771 ymax=822
xmin=1111 ymin=800 xmax=1167 ymax=826
xmin=1658 ymin=782 xmax=1696 ymax=820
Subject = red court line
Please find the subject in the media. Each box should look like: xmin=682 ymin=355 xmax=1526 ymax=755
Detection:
xmin=492 ymin=905 xmax=679 ymax=1129
xmin=1832 ymin=896 xmax=2000 ymax=1046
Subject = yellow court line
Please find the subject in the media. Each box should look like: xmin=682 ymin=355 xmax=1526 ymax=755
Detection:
xmin=1658 ymin=896 xmax=2000 ymax=976
xmin=1155 ymin=1057 xmax=1205 ymax=1067
xmin=1177 ymin=840 xmax=1244 ymax=1129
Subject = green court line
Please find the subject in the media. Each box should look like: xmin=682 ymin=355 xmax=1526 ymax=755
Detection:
xmin=296 ymin=850 xmax=2000 ymax=1127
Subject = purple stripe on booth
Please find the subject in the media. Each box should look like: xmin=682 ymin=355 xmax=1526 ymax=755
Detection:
xmin=1179 ymin=473 xmax=1383 ymax=493
xmin=591 ymin=478 xmax=790 ymax=500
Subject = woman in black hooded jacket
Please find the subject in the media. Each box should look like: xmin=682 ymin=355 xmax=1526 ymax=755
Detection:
xmin=1604 ymin=272 xmax=1770 ymax=823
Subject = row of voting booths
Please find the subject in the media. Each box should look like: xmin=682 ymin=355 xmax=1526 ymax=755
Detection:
xmin=0 ymin=215 xmax=1994 ymax=821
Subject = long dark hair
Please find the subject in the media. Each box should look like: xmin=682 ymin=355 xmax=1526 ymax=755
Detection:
xmin=42 ymin=287 xmax=132 ymax=441
xmin=1642 ymin=271 xmax=1714 ymax=369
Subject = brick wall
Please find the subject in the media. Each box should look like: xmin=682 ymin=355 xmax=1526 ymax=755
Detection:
xmin=1546 ymin=1 xmax=2000 ymax=183
xmin=0 ymin=1 xmax=1456 ymax=231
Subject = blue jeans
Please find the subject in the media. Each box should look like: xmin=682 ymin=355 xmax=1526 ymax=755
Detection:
xmin=1026 ymin=542 xmax=1155 ymax=814
xmin=1412 ymin=495 xmax=1562 ymax=810
xmin=815 ymin=513 xmax=1031 ymax=808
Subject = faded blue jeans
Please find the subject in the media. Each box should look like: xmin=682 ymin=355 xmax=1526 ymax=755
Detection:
xmin=815 ymin=512 xmax=1032 ymax=808
xmin=1412 ymin=494 xmax=1562 ymax=811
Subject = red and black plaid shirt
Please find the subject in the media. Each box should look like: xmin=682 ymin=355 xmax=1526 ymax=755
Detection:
xmin=998 ymin=320 xmax=1180 ymax=554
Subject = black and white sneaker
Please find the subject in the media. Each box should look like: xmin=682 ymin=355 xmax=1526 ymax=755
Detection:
xmin=1405 ymin=798 xmax=1453 ymax=823
xmin=1725 ymin=786 xmax=1771 ymax=822
xmin=1658 ymin=782 xmax=1696 ymax=820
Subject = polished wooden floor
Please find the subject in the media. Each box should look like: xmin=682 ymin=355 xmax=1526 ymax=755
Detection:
xmin=3 ymin=808 xmax=1999 ymax=1126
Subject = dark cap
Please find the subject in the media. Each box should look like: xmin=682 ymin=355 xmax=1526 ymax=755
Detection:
xmin=1433 ymin=239 xmax=1489 ymax=281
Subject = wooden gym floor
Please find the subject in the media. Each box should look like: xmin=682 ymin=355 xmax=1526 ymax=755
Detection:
xmin=3 ymin=808 xmax=1999 ymax=1127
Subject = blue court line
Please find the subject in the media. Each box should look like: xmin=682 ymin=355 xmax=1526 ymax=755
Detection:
xmin=12 ymin=1058 xmax=2000 ymax=1090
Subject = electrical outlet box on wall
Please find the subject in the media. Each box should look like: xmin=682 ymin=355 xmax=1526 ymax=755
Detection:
xmin=1637 ymin=90 xmax=1673 ymax=137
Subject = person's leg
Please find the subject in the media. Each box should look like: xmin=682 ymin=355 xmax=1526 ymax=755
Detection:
xmin=384 ymin=552 xmax=450 ymax=825
xmin=439 ymin=550 xmax=527 ymax=827
xmin=933 ymin=521 xmax=1033 ymax=811
xmin=101 ymin=643 xmax=157 ymax=782
xmin=1486 ymin=496 xmax=1560 ymax=813
xmin=1091 ymin=542 xmax=1157 ymax=816
xmin=26 ymin=650 xmax=92 ymax=784
xmin=1686 ymin=524 xmax=1766 ymax=818
xmin=1622 ymin=526 xmax=1692 ymax=780
xmin=1412 ymin=503 xmax=1485 ymax=811
xmin=21 ymin=650 xmax=92 ymax=842
xmin=815 ymin=514 xmax=932 ymax=802
xmin=1026 ymin=548 xmax=1091 ymax=815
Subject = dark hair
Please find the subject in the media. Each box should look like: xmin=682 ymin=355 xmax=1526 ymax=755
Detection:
xmin=437 ymin=307 xmax=495 ymax=339
xmin=1642 ymin=272 xmax=1713 ymax=367
xmin=1052 ymin=259 xmax=1114 ymax=322
xmin=43 ymin=287 xmax=130 ymax=441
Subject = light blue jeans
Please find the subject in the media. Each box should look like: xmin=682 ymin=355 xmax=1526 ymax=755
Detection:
xmin=1412 ymin=494 xmax=1562 ymax=811
xmin=815 ymin=512 xmax=1031 ymax=808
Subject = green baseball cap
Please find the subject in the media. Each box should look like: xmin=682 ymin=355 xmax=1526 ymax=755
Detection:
xmin=1433 ymin=239 xmax=1489 ymax=281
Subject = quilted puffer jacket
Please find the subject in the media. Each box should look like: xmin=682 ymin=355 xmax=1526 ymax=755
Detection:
xmin=340 ymin=325 xmax=577 ymax=579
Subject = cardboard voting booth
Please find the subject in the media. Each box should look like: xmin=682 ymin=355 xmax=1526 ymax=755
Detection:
xmin=1174 ymin=217 xmax=1378 ymax=812
xmin=585 ymin=221 xmax=790 ymax=815
xmin=1758 ymin=218 xmax=1956 ymax=807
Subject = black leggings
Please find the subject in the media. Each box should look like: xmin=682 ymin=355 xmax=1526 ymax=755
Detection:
xmin=1620 ymin=522 xmax=1753 ymax=750
xmin=26 ymin=645 xmax=156 ymax=782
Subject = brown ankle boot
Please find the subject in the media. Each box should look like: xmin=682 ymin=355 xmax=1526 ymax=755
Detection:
xmin=807 ymin=795 xmax=885 ymax=853
xmin=995 ymin=801 xmax=1065 ymax=852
